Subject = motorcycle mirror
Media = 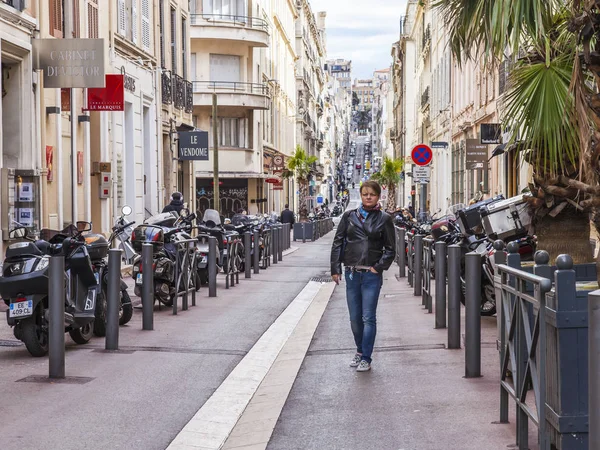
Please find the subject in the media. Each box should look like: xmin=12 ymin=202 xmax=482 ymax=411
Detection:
xmin=76 ymin=221 xmax=92 ymax=233
xmin=122 ymin=205 xmax=132 ymax=216
xmin=8 ymin=226 xmax=27 ymax=239
xmin=188 ymin=213 xmax=196 ymax=221
xmin=180 ymin=208 xmax=190 ymax=218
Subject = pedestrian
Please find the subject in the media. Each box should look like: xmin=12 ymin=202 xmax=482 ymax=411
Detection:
xmin=162 ymin=191 xmax=185 ymax=215
xmin=280 ymin=204 xmax=295 ymax=225
xmin=330 ymin=180 xmax=396 ymax=372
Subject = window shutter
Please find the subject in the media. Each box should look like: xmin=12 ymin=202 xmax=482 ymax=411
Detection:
xmin=50 ymin=0 xmax=64 ymax=38
xmin=118 ymin=0 xmax=126 ymax=35
xmin=87 ymin=0 xmax=99 ymax=38
xmin=141 ymin=0 xmax=151 ymax=52
xmin=132 ymin=2 xmax=138 ymax=44
xmin=159 ymin=0 xmax=165 ymax=67
xmin=73 ymin=0 xmax=81 ymax=37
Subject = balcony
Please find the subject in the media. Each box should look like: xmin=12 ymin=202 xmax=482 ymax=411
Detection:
xmin=192 ymin=81 xmax=270 ymax=112
xmin=162 ymin=71 xmax=172 ymax=105
xmin=190 ymin=14 xmax=269 ymax=48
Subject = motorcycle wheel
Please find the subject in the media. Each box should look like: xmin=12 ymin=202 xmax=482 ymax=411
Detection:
xmin=199 ymin=270 xmax=209 ymax=286
xmin=69 ymin=322 xmax=94 ymax=345
xmin=21 ymin=312 xmax=48 ymax=357
xmin=93 ymin=288 xmax=108 ymax=337
xmin=119 ymin=289 xmax=134 ymax=325
xmin=460 ymin=277 xmax=497 ymax=316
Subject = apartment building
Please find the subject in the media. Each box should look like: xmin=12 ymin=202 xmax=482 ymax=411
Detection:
xmin=295 ymin=0 xmax=326 ymax=210
xmin=189 ymin=0 xmax=270 ymax=216
xmin=325 ymin=58 xmax=352 ymax=92
xmin=352 ymin=78 xmax=373 ymax=110
xmin=0 ymin=1 xmax=38 ymax=254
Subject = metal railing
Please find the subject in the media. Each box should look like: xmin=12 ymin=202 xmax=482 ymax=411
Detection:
xmin=192 ymin=81 xmax=270 ymax=96
xmin=223 ymin=234 xmax=241 ymax=289
xmin=162 ymin=71 xmax=172 ymax=105
xmin=422 ymin=237 xmax=434 ymax=313
xmin=172 ymin=238 xmax=198 ymax=314
xmin=173 ymin=74 xmax=185 ymax=110
xmin=496 ymin=262 xmax=553 ymax=449
xmin=407 ymin=231 xmax=415 ymax=287
xmin=260 ymin=229 xmax=272 ymax=269
xmin=191 ymin=14 xmax=269 ymax=32
xmin=185 ymin=80 xmax=193 ymax=113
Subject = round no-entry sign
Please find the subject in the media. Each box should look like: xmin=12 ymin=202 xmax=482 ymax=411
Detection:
xmin=411 ymin=144 xmax=433 ymax=166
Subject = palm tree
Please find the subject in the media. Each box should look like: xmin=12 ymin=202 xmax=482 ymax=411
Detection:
xmin=285 ymin=145 xmax=318 ymax=222
xmin=436 ymin=0 xmax=600 ymax=264
xmin=370 ymin=156 xmax=404 ymax=212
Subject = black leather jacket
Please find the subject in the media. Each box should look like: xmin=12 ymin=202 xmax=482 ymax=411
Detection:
xmin=331 ymin=208 xmax=396 ymax=275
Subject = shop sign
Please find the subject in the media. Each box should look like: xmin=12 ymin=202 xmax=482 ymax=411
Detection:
xmin=178 ymin=131 xmax=209 ymax=161
xmin=86 ymin=75 xmax=124 ymax=111
xmin=33 ymin=39 xmax=106 ymax=88
xmin=466 ymin=139 xmax=489 ymax=170
xmin=124 ymin=74 xmax=136 ymax=93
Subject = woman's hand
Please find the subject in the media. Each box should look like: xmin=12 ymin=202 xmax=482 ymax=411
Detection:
xmin=369 ymin=267 xmax=378 ymax=274
xmin=332 ymin=274 xmax=341 ymax=285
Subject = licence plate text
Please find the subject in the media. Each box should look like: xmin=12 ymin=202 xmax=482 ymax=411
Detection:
xmin=9 ymin=300 xmax=33 ymax=318
xmin=136 ymin=273 xmax=143 ymax=285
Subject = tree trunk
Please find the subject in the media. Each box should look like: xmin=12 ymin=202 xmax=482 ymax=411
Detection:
xmin=298 ymin=180 xmax=309 ymax=222
xmin=534 ymin=208 xmax=593 ymax=264
xmin=386 ymin=183 xmax=397 ymax=212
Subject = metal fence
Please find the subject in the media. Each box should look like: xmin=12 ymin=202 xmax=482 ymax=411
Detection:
xmin=172 ymin=238 xmax=198 ymax=314
xmin=422 ymin=237 xmax=434 ymax=313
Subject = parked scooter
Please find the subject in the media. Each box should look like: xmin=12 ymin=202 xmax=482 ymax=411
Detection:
xmin=89 ymin=205 xmax=136 ymax=337
xmin=0 ymin=222 xmax=98 ymax=357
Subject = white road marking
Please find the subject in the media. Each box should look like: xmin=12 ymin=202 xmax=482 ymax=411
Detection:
xmin=167 ymin=281 xmax=327 ymax=450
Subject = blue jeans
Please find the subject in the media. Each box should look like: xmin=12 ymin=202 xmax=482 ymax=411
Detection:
xmin=345 ymin=270 xmax=383 ymax=363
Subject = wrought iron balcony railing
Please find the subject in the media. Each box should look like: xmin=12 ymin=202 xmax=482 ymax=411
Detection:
xmin=191 ymin=14 xmax=269 ymax=32
xmin=173 ymin=74 xmax=185 ymax=110
xmin=421 ymin=86 xmax=430 ymax=109
xmin=192 ymin=81 xmax=270 ymax=96
xmin=185 ymin=80 xmax=193 ymax=113
xmin=162 ymin=71 xmax=172 ymax=105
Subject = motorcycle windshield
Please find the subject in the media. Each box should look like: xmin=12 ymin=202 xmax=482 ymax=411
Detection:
xmin=202 ymin=209 xmax=222 ymax=227
xmin=446 ymin=203 xmax=467 ymax=220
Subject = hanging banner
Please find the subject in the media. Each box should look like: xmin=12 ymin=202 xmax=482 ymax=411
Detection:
xmin=33 ymin=38 xmax=105 ymax=88
xmin=86 ymin=74 xmax=124 ymax=111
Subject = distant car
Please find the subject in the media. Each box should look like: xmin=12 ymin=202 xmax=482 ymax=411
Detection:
xmin=356 ymin=164 xmax=361 ymax=169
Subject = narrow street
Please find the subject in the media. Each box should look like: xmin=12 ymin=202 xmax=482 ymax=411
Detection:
xmin=0 ymin=193 xmax=522 ymax=449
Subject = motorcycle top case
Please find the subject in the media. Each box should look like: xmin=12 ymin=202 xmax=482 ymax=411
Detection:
xmin=480 ymin=194 xmax=532 ymax=241
xmin=131 ymin=225 xmax=164 ymax=252
xmin=431 ymin=216 xmax=452 ymax=240
xmin=84 ymin=234 xmax=109 ymax=261
xmin=456 ymin=195 xmax=504 ymax=236
xmin=145 ymin=212 xmax=178 ymax=227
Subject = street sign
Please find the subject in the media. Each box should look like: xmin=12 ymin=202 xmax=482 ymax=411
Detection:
xmin=431 ymin=141 xmax=448 ymax=148
xmin=178 ymin=131 xmax=209 ymax=161
xmin=466 ymin=139 xmax=488 ymax=170
xmin=411 ymin=144 xmax=433 ymax=166
xmin=413 ymin=166 xmax=431 ymax=183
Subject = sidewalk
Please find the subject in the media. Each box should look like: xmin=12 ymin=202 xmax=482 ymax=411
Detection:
xmin=268 ymin=265 xmax=521 ymax=449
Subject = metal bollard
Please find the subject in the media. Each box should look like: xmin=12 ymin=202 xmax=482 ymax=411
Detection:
xmin=287 ymin=223 xmax=291 ymax=249
xmin=414 ymin=235 xmax=423 ymax=297
xmin=447 ymin=244 xmax=461 ymax=349
xmin=589 ymin=290 xmax=600 ymax=450
xmin=174 ymin=247 xmax=181 ymax=313
xmin=465 ymin=252 xmax=482 ymax=378
xmin=272 ymin=226 xmax=279 ymax=265
xmin=398 ymin=228 xmax=406 ymax=278
xmin=253 ymin=230 xmax=260 ymax=275
xmin=244 ymin=232 xmax=252 ymax=278
xmin=302 ymin=222 xmax=306 ymax=243
xmin=106 ymin=249 xmax=122 ymax=350
xmin=434 ymin=241 xmax=447 ymax=329
xmin=141 ymin=243 xmax=154 ymax=331
xmin=278 ymin=225 xmax=283 ymax=261
xmin=208 ymin=236 xmax=217 ymax=297
xmin=49 ymin=256 xmax=65 ymax=379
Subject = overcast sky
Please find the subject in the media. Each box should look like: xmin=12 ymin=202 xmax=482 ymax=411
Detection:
xmin=309 ymin=0 xmax=408 ymax=80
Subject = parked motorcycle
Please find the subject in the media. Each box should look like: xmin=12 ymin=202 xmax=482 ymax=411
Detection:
xmin=89 ymin=205 xmax=135 ymax=337
xmin=0 ymin=222 xmax=98 ymax=357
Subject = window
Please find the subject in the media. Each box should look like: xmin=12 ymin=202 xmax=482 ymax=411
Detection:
xmin=171 ymin=7 xmax=177 ymax=74
xmin=209 ymin=54 xmax=240 ymax=82
xmin=131 ymin=0 xmax=138 ymax=44
xmin=181 ymin=17 xmax=187 ymax=79
xmin=73 ymin=0 xmax=80 ymax=37
xmin=202 ymin=0 xmax=247 ymax=18
xmin=50 ymin=0 xmax=64 ymax=38
xmin=209 ymin=118 xmax=248 ymax=148
xmin=87 ymin=0 xmax=99 ymax=38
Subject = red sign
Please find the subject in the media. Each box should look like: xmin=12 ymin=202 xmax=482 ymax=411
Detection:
xmin=61 ymin=88 xmax=71 ymax=111
xmin=411 ymin=144 xmax=433 ymax=166
xmin=46 ymin=146 xmax=54 ymax=182
xmin=86 ymin=75 xmax=124 ymax=111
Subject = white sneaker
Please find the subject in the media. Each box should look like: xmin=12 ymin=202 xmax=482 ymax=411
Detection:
xmin=356 ymin=360 xmax=371 ymax=372
xmin=350 ymin=353 xmax=362 ymax=367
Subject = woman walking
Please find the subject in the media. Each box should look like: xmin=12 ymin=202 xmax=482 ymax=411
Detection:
xmin=330 ymin=180 xmax=396 ymax=372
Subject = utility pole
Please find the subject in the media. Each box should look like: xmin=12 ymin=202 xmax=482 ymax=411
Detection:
xmin=212 ymin=93 xmax=219 ymax=212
